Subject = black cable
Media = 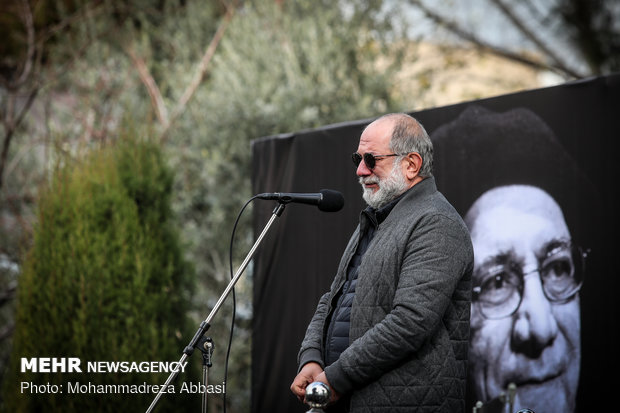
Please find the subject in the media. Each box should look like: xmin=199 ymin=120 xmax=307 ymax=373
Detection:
xmin=223 ymin=195 xmax=259 ymax=413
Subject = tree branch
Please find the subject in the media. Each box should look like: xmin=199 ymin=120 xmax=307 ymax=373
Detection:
xmin=0 ymin=0 xmax=107 ymax=191
xmin=0 ymin=0 xmax=38 ymax=191
xmin=13 ymin=0 xmax=36 ymax=88
xmin=0 ymin=88 xmax=38 ymax=191
xmin=159 ymin=0 xmax=238 ymax=142
xmin=125 ymin=46 xmax=170 ymax=129
xmin=407 ymin=0 xmax=582 ymax=78
xmin=38 ymin=0 xmax=105 ymax=45
xmin=489 ymin=0 xmax=585 ymax=78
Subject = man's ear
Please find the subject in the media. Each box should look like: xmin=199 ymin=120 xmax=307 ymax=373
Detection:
xmin=405 ymin=152 xmax=423 ymax=180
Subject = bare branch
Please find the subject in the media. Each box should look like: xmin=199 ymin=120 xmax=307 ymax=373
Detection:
xmin=0 ymin=0 xmax=107 ymax=191
xmin=0 ymin=88 xmax=38 ymax=191
xmin=489 ymin=0 xmax=585 ymax=78
xmin=13 ymin=0 xmax=36 ymax=88
xmin=125 ymin=46 xmax=170 ymax=129
xmin=25 ymin=1 xmax=106 ymax=89
xmin=407 ymin=0 xmax=582 ymax=79
xmin=159 ymin=0 xmax=238 ymax=142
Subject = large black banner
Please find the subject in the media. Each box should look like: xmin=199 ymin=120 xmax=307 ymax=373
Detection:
xmin=251 ymin=74 xmax=619 ymax=412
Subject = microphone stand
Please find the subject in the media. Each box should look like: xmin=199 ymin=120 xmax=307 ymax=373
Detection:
xmin=201 ymin=337 xmax=214 ymax=413
xmin=145 ymin=202 xmax=287 ymax=413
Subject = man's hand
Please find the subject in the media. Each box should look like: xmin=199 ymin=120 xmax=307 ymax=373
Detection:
xmin=290 ymin=362 xmax=323 ymax=402
xmin=314 ymin=371 xmax=340 ymax=404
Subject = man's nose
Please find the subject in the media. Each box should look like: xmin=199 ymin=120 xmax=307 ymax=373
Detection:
xmin=356 ymin=159 xmax=372 ymax=177
xmin=511 ymin=273 xmax=559 ymax=357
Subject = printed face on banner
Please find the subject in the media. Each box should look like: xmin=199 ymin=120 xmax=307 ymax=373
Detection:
xmin=465 ymin=185 xmax=581 ymax=413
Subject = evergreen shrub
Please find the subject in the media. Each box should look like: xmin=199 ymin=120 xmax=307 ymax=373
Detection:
xmin=1 ymin=134 xmax=196 ymax=412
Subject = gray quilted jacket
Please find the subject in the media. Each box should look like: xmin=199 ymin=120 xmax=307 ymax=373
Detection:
xmin=298 ymin=177 xmax=474 ymax=412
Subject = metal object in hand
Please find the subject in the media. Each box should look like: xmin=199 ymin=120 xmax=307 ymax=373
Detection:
xmin=305 ymin=381 xmax=331 ymax=410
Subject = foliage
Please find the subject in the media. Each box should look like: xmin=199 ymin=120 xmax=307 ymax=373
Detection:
xmin=173 ymin=0 xmax=405 ymax=277
xmin=1 ymin=133 xmax=196 ymax=412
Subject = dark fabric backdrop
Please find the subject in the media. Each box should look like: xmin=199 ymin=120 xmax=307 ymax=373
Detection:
xmin=250 ymin=74 xmax=620 ymax=413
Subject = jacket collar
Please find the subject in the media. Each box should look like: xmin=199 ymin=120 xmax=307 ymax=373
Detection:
xmin=363 ymin=176 xmax=437 ymax=226
xmin=384 ymin=176 xmax=437 ymax=223
xmin=401 ymin=176 xmax=437 ymax=203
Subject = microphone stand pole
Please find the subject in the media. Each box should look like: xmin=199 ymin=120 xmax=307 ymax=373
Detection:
xmin=201 ymin=337 xmax=214 ymax=413
xmin=145 ymin=202 xmax=287 ymax=413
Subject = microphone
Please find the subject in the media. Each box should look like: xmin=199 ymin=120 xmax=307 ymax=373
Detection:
xmin=257 ymin=189 xmax=344 ymax=212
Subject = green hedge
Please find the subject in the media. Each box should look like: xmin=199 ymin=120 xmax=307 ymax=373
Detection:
xmin=2 ymin=135 xmax=197 ymax=412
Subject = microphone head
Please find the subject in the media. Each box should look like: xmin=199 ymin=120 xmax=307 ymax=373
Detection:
xmin=318 ymin=189 xmax=344 ymax=212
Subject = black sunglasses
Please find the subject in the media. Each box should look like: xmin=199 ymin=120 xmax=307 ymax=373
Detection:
xmin=351 ymin=152 xmax=408 ymax=170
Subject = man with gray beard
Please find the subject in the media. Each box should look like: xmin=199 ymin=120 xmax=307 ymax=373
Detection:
xmin=291 ymin=113 xmax=474 ymax=412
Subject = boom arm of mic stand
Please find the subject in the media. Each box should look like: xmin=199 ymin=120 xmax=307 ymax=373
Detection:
xmin=145 ymin=203 xmax=287 ymax=413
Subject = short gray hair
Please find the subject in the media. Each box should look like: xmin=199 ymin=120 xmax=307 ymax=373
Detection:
xmin=378 ymin=113 xmax=433 ymax=177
